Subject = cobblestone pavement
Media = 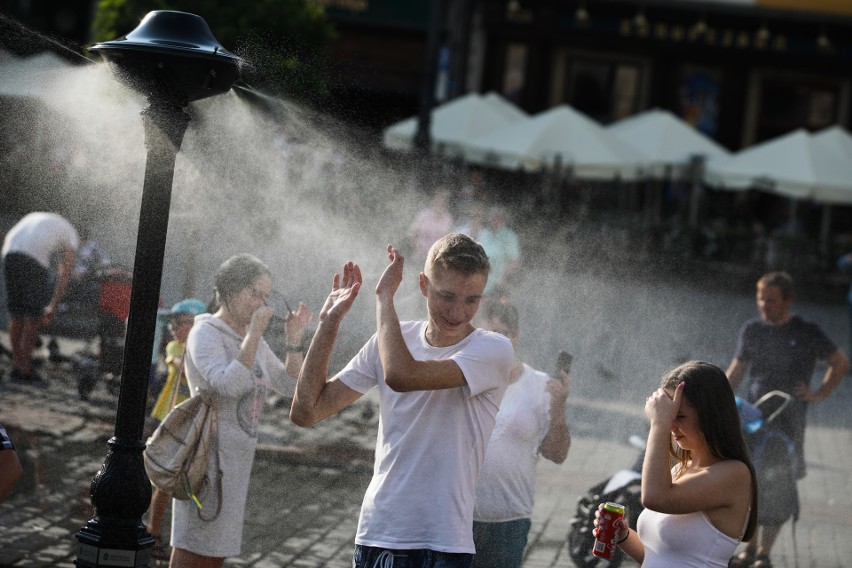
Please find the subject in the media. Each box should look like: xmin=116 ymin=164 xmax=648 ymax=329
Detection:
xmin=2 ymin=267 xmax=852 ymax=567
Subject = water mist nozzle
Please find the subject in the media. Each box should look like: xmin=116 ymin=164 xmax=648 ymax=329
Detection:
xmin=89 ymin=10 xmax=250 ymax=105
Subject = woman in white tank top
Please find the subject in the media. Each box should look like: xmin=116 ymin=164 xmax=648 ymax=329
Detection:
xmin=595 ymin=361 xmax=757 ymax=567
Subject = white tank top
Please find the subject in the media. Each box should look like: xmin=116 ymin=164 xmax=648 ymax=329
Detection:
xmin=637 ymin=508 xmax=743 ymax=567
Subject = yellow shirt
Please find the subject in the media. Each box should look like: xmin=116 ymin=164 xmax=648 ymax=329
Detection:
xmin=150 ymin=340 xmax=189 ymax=421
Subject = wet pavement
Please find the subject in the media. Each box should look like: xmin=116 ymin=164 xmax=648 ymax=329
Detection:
xmin=2 ymin=266 xmax=852 ymax=567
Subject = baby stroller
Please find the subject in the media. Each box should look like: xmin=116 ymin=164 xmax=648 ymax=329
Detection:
xmin=43 ymin=265 xmax=133 ymax=400
xmin=737 ymin=390 xmax=799 ymax=526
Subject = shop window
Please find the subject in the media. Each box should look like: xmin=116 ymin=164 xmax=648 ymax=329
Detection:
xmin=502 ymin=43 xmax=528 ymax=104
xmin=554 ymin=55 xmax=645 ymax=123
xmin=678 ymin=65 xmax=722 ymax=138
xmin=753 ymin=74 xmax=843 ymax=142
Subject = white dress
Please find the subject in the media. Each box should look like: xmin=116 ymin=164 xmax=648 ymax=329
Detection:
xmin=170 ymin=314 xmax=295 ymax=557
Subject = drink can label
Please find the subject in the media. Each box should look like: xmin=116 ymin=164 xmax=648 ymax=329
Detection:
xmin=593 ymin=501 xmax=626 ymax=559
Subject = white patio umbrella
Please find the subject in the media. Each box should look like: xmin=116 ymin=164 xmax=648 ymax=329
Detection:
xmin=705 ymin=127 xmax=852 ymax=200
xmin=607 ymin=108 xmax=730 ymax=178
xmin=381 ymin=91 xmax=527 ymax=158
xmin=461 ymin=104 xmax=649 ymax=179
xmin=481 ymin=91 xmax=528 ymax=123
xmin=809 ymin=125 xmax=852 ymax=245
xmin=703 ymin=129 xmax=821 ymax=199
xmin=705 ymin=127 xmax=852 ymax=245
xmin=810 ymin=125 xmax=852 ymax=204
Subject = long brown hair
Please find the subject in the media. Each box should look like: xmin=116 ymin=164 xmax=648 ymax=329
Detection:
xmin=660 ymin=360 xmax=758 ymax=541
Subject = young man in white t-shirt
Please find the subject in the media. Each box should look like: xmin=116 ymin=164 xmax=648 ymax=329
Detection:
xmin=291 ymin=233 xmax=514 ymax=567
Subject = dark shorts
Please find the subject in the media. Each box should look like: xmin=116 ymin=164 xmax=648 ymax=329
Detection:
xmin=3 ymin=252 xmax=52 ymax=318
xmin=353 ymin=545 xmax=473 ymax=568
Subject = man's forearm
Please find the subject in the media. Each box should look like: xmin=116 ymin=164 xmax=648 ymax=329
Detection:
xmin=376 ymin=295 xmax=414 ymax=388
xmin=290 ymin=319 xmax=339 ymax=425
xmin=813 ymin=350 xmax=849 ymax=402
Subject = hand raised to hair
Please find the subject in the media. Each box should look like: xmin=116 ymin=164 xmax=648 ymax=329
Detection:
xmin=320 ymin=261 xmax=362 ymax=325
xmin=375 ymin=245 xmax=404 ymax=301
xmin=644 ymin=382 xmax=684 ymax=426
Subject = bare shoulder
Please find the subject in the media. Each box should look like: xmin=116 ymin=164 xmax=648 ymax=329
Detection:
xmin=710 ymin=458 xmax=751 ymax=479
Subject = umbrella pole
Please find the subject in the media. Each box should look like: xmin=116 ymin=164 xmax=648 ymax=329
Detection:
xmin=820 ymin=204 xmax=832 ymax=253
xmin=687 ymin=156 xmax=704 ymax=227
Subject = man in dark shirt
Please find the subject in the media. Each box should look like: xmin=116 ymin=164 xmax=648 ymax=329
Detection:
xmin=727 ymin=271 xmax=848 ymax=568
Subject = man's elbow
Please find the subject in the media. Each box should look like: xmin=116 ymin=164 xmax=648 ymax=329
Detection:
xmin=289 ymin=405 xmax=318 ymax=427
xmin=544 ymin=449 xmax=568 ymax=465
xmin=542 ymin=441 xmax=570 ymax=464
xmin=385 ymin=372 xmax=415 ymax=392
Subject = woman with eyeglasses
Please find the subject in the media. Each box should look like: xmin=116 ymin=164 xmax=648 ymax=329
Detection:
xmin=169 ymin=253 xmax=313 ymax=568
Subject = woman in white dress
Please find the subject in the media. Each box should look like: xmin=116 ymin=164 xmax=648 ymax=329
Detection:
xmin=169 ymin=253 xmax=312 ymax=567
xmin=595 ymin=361 xmax=757 ymax=568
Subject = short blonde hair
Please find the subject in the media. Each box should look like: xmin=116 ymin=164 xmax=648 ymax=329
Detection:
xmin=425 ymin=233 xmax=490 ymax=277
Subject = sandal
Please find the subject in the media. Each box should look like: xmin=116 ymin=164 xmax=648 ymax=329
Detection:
xmin=728 ymin=549 xmax=755 ymax=568
xmin=752 ymin=553 xmax=773 ymax=568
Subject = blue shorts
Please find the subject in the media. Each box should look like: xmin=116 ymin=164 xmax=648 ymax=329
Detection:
xmin=3 ymin=252 xmax=52 ymax=318
xmin=353 ymin=545 xmax=473 ymax=568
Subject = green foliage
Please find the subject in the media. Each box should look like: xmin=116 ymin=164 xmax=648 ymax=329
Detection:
xmin=91 ymin=0 xmax=336 ymax=104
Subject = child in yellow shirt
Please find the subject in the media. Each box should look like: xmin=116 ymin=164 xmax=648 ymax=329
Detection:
xmin=146 ymin=298 xmax=206 ymax=558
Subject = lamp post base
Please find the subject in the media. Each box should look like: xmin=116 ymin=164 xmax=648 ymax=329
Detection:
xmin=74 ymin=437 xmax=155 ymax=567
xmin=76 ymin=522 xmax=154 ymax=567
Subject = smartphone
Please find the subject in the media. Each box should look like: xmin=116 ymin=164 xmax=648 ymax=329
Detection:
xmin=555 ymin=350 xmax=573 ymax=378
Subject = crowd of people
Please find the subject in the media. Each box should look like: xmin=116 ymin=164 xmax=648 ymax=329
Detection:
xmin=1 ymin=207 xmax=849 ymax=568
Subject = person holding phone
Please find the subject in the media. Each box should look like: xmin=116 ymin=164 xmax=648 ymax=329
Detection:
xmin=472 ymin=301 xmax=571 ymax=568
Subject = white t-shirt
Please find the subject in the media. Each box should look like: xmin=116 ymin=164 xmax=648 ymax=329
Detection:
xmin=474 ymin=364 xmax=552 ymax=522
xmin=338 ymin=320 xmax=514 ymax=553
xmin=2 ymin=212 xmax=79 ymax=269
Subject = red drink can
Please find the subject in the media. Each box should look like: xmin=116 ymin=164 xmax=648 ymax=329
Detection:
xmin=593 ymin=502 xmax=626 ymax=559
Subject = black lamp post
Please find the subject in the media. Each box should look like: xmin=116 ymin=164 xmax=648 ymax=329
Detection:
xmin=75 ymin=11 xmax=246 ymax=566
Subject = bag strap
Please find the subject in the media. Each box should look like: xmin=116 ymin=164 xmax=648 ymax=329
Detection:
xmin=168 ymin=364 xmax=186 ymax=411
xmin=196 ymin=402 xmax=223 ymax=522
